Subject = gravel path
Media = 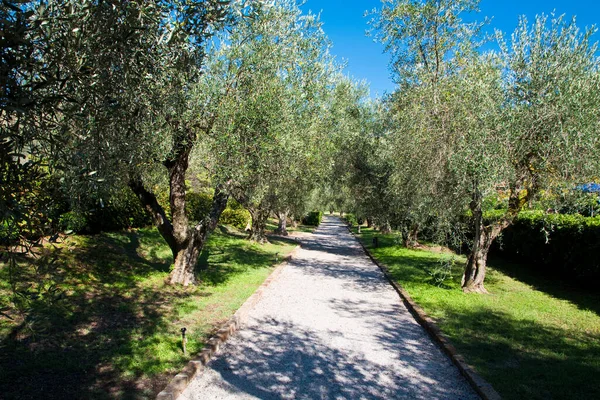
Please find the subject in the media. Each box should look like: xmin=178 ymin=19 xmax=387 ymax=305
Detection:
xmin=180 ymin=216 xmax=479 ymax=400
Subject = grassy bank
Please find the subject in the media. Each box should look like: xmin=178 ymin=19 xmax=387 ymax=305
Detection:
xmin=354 ymin=227 xmax=600 ymax=400
xmin=0 ymin=226 xmax=297 ymax=399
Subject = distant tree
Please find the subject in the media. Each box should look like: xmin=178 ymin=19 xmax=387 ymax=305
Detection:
xmin=369 ymin=0 xmax=484 ymax=244
xmin=207 ymin=0 xmax=337 ymax=242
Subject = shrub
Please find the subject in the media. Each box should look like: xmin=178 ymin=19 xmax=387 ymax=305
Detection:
xmin=302 ymin=211 xmax=323 ymax=226
xmin=220 ymin=205 xmax=251 ymax=230
xmin=85 ymin=188 xmax=152 ymax=232
xmin=343 ymin=213 xmax=357 ymax=226
xmin=59 ymin=211 xmax=89 ymax=233
xmin=497 ymin=211 xmax=600 ymax=285
xmin=185 ymin=192 xmax=213 ymax=223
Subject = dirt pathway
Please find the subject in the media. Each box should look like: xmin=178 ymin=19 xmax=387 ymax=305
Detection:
xmin=180 ymin=216 xmax=478 ymax=399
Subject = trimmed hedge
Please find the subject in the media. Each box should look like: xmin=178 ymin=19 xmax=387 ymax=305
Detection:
xmin=302 ymin=211 xmax=323 ymax=226
xmin=497 ymin=211 xmax=600 ymax=285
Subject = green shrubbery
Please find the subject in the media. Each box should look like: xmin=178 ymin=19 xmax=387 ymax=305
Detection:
xmin=55 ymin=190 xmax=253 ymax=234
xmin=497 ymin=211 xmax=600 ymax=284
xmin=302 ymin=211 xmax=323 ymax=226
xmin=185 ymin=192 xmax=213 ymax=223
xmin=58 ymin=211 xmax=89 ymax=233
xmin=343 ymin=213 xmax=358 ymax=226
xmin=219 ymin=200 xmax=251 ymax=230
xmin=58 ymin=188 xmax=152 ymax=233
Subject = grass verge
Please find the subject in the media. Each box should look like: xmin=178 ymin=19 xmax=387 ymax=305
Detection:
xmin=0 ymin=225 xmax=297 ymax=399
xmin=354 ymin=226 xmax=600 ymax=400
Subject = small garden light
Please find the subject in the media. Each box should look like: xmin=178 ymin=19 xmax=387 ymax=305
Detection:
xmin=181 ymin=327 xmax=187 ymax=355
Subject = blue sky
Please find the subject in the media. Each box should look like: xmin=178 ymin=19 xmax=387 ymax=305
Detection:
xmin=301 ymin=0 xmax=600 ymax=98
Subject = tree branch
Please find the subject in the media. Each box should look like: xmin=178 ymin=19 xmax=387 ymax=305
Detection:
xmin=128 ymin=177 xmax=177 ymax=252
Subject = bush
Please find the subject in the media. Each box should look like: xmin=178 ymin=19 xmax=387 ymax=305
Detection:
xmin=85 ymin=188 xmax=152 ymax=232
xmin=302 ymin=211 xmax=323 ymax=226
xmin=496 ymin=211 xmax=600 ymax=285
xmin=343 ymin=213 xmax=357 ymax=226
xmin=82 ymin=189 xmax=212 ymax=233
xmin=185 ymin=192 xmax=213 ymax=223
xmin=220 ymin=203 xmax=251 ymax=230
xmin=59 ymin=211 xmax=89 ymax=233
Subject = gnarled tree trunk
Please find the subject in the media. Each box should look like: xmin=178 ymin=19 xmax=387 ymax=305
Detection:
xmin=129 ymin=140 xmax=229 ymax=286
xmin=380 ymin=221 xmax=392 ymax=234
xmin=131 ymin=178 xmax=229 ymax=286
xmin=274 ymin=210 xmax=289 ymax=236
xmin=462 ymin=221 xmax=507 ymax=293
xmin=402 ymin=223 xmax=419 ymax=248
xmin=462 ymin=175 xmax=534 ymax=293
xmin=247 ymin=205 xmax=270 ymax=243
xmin=462 ymin=189 xmax=509 ymax=293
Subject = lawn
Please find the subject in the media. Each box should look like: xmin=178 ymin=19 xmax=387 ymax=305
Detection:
xmin=0 ymin=225 xmax=297 ymax=399
xmin=354 ymin=227 xmax=600 ymax=400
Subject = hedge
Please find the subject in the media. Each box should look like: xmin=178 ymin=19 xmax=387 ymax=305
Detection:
xmin=302 ymin=211 xmax=323 ymax=226
xmin=497 ymin=211 xmax=600 ymax=285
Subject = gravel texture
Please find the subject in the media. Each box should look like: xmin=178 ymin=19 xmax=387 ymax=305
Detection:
xmin=180 ymin=216 xmax=479 ymax=400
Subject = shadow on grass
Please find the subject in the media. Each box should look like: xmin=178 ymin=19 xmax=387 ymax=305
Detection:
xmin=354 ymin=225 xmax=600 ymax=399
xmin=488 ymin=254 xmax=600 ymax=317
xmin=196 ymin=234 xmax=293 ymax=287
xmin=0 ymin=226 xmax=284 ymax=400
xmin=442 ymin=307 xmax=600 ymax=400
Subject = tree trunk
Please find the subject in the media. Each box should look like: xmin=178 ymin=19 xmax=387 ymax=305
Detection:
xmin=290 ymin=216 xmax=298 ymax=228
xmin=366 ymin=217 xmax=373 ymax=228
xmin=248 ymin=206 xmax=270 ymax=244
xmin=380 ymin=221 xmax=392 ymax=234
xmin=170 ymin=239 xmax=202 ymax=286
xmin=274 ymin=210 xmax=289 ymax=236
xmin=462 ymin=189 xmax=507 ymax=293
xmin=129 ymin=172 xmax=229 ymax=286
xmin=402 ymin=223 xmax=419 ymax=248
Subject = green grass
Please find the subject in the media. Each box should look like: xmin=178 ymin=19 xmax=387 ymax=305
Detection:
xmin=0 ymin=226 xmax=297 ymax=399
xmin=355 ymin=227 xmax=600 ymax=400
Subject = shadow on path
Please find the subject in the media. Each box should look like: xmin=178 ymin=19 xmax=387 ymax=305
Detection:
xmin=210 ymin=318 xmax=468 ymax=400
xmin=185 ymin=216 xmax=477 ymax=400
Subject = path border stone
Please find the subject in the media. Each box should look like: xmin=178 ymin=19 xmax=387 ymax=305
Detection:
xmin=348 ymin=226 xmax=501 ymax=400
xmin=156 ymin=244 xmax=301 ymax=400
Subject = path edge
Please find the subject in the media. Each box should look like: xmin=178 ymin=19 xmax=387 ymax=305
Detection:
xmin=348 ymin=226 xmax=502 ymax=400
xmin=156 ymin=243 xmax=302 ymax=400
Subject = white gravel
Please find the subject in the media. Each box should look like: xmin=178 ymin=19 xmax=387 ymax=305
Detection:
xmin=180 ymin=216 xmax=479 ymax=400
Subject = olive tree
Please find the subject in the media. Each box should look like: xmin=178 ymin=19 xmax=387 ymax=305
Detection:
xmin=206 ymin=0 xmax=337 ymax=242
xmin=2 ymin=0 xmax=239 ymax=286
xmin=369 ymin=0 xmax=484 ymax=243
xmin=457 ymin=15 xmax=600 ymax=292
